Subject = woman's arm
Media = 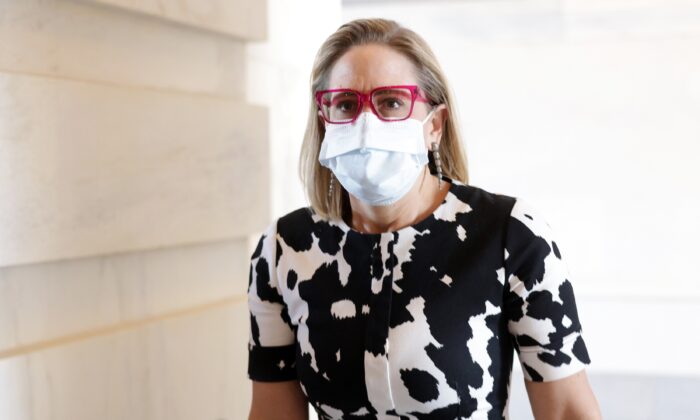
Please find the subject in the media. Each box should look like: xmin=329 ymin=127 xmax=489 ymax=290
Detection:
xmin=524 ymin=369 xmax=602 ymax=420
xmin=248 ymin=379 xmax=309 ymax=420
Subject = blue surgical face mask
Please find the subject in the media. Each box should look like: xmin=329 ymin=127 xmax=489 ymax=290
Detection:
xmin=318 ymin=109 xmax=435 ymax=207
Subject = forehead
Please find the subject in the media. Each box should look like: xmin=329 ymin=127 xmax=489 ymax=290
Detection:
xmin=327 ymin=43 xmax=418 ymax=90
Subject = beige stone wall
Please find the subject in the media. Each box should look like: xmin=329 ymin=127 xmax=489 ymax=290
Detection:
xmin=0 ymin=0 xmax=275 ymax=418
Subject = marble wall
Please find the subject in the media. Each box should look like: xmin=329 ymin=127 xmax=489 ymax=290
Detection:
xmin=0 ymin=0 xmax=340 ymax=418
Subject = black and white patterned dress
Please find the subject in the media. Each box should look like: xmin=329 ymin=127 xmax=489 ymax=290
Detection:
xmin=247 ymin=178 xmax=591 ymax=419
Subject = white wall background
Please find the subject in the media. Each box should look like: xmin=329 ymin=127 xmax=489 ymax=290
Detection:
xmin=340 ymin=0 xmax=700 ymax=419
xmin=247 ymin=0 xmax=342 ymax=221
xmin=344 ymin=0 xmax=700 ymax=301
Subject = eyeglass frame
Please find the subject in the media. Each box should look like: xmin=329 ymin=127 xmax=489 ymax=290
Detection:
xmin=314 ymin=84 xmax=436 ymax=124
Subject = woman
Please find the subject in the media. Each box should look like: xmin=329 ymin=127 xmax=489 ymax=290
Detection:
xmin=247 ymin=18 xmax=601 ymax=420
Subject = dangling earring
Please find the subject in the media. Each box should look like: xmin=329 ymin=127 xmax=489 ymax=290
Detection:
xmin=328 ymin=172 xmax=335 ymax=199
xmin=430 ymin=141 xmax=443 ymax=190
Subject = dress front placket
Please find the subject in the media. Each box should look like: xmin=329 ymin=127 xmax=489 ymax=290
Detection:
xmin=363 ymin=232 xmax=400 ymax=418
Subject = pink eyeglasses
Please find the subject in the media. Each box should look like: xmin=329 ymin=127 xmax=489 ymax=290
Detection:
xmin=315 ymin=84 xmax=434 ymax=124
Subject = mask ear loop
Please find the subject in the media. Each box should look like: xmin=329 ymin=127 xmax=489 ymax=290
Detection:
xmin=421 ymin=107 xmax=437 ymax=125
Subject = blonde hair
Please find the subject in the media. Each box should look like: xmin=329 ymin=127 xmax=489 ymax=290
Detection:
xmin=299 ymin=18 xmax=469 ymax=221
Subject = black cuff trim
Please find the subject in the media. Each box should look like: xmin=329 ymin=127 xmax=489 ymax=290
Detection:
xmin=247 ymin=343 xmax=297 ymax=382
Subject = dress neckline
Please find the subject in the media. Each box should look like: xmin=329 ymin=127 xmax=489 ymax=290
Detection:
xmin=336 ymin=175 xmax=458 ymax=237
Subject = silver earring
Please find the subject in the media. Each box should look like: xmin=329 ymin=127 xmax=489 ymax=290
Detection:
xmin=431 ymin=142 xmax=443 ymax=190
xmin=328 ymin=173 xmax=335 ymax=198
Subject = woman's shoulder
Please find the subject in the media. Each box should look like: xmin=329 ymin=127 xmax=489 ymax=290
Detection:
xmin=448 ymin=181 xmax=555 ymax=235
xmin=275 ymin=206 xmax=316 ymax=228
xmin=260 ymin=205 xmax=344 ymax=254
xmin=445 ymin=179 xmax=517 ymax=218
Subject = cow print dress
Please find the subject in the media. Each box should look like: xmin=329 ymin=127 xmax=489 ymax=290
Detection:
xmin=247 ymin=177 xmax=591 ymax=419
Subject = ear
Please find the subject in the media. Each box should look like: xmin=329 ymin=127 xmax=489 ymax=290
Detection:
xmin=426 ymin=104 xmax=448 ymax=145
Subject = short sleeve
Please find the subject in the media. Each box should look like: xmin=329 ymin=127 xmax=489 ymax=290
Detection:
xmin=504 ymin=197 xmax=591 ymax=382
xmin=247 ymin=221 xmax=298 ymax=382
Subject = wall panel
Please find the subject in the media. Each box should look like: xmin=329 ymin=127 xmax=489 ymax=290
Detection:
xmin=0 ymin=238 xmax=249 ymax=357
xmin=0 ymin=72 xmax=268 ymax=267
xmin=84 ymin=0 xmax=267 ymax=40
xmin=0 ymin=0 xmax=247 ymax=97
xmin=0 ymin=301 xmax=250 ymax=420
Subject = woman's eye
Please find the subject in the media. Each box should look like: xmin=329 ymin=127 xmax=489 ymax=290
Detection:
xmin=386 ymin=99 xmax=401 ymax=108
xmin=335 ymin=101 xmax=356 ymax=113
xmin=380 ymin=98 xmax=403 ymax=109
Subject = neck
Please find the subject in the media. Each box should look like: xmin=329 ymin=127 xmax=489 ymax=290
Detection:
xmin=346 ymin=168 xmax=448 ymax=234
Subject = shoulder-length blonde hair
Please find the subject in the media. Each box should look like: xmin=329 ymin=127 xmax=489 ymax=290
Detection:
xmin=299 ymin=18 xmax=469 ymax=221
